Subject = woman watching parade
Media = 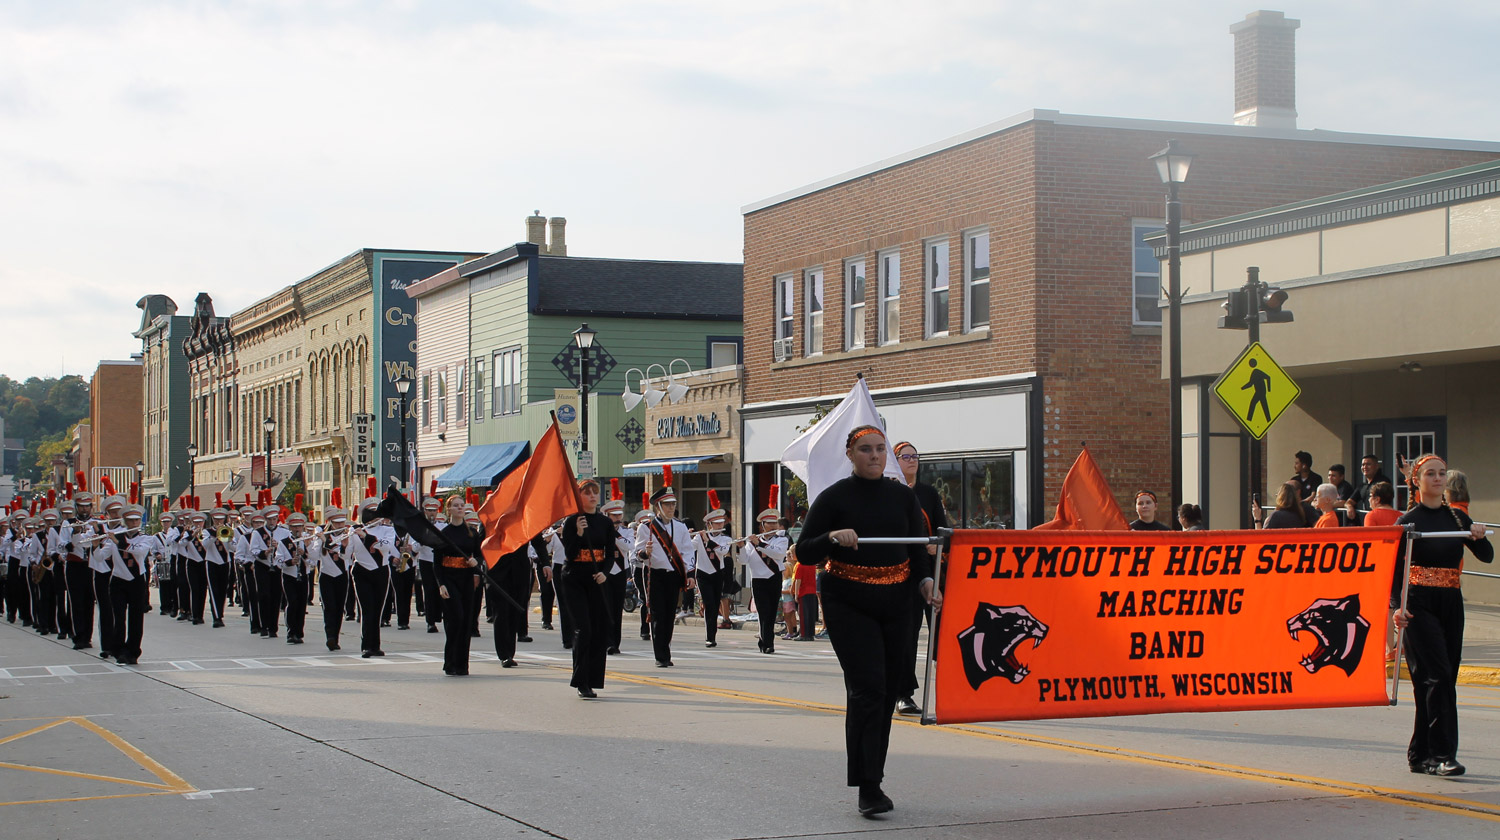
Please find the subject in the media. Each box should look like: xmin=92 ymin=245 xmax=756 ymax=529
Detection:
xmin=1129 ymin=490 xmax=1171 ymax=530
xmin=1393 ymin=454 xmax=1492 ymax=777
xmin=794 ymin=424 xmax=941 ymax=817
xmin=559 ymin=478 xmax=620 ymax=699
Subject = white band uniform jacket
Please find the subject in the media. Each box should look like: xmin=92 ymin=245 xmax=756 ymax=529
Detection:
xmin=310 ymin=530 xmax=348 ymax=577
xmin=633 ymin=517 xmax=697 ymax=573
xmin=347 ymin=523 xmax=397 ymax=571
xmin=739 ymin=534 xmax=788 ymax=579
xmin=692 ymin=532 xmax=733 ymax=573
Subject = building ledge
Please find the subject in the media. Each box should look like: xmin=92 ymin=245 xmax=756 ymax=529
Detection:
xmin=769 ymin=330 xmax=988 ymax=370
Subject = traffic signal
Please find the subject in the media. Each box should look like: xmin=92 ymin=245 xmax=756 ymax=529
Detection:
xmin=1261 ymin=288 xmax=1293 ymax=323
xmin=1218 ymin=289 xmax=1250 ymax=329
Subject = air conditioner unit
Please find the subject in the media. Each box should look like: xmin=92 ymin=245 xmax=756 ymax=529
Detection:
xmin=772 ymin=337 xmax=794 ymax=362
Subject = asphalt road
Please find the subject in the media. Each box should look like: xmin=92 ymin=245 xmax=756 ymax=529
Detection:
xmin=2 ymin=605 xmax=1499 ymax=839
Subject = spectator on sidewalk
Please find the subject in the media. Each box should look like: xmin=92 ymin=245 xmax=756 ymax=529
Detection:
xmin=1313 ymin=484 xmax=1342 ymax=528
xmin=1177 ymin=503 xmax=1205 ymax=531
xmin=794 ymin=555 xmax=819 ymax=641
xmin=1292 ymin=451 xmax=1319 ymax=504
xmin=1253 ymin=482 xmax=1310 ymax=529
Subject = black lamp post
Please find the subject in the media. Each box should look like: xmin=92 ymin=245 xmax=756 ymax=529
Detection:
xmin=262 ymin=416 xmax=275 ymax=492
xmin=1150 ymin=139 xmax=1195 ymax=527
xmin=572 ymin=323 xmax=597 ymax=454
xmin=186 ymin=442 xmax=198 ymax=507
xmin=395 ymin=374 xmax=413 ymax=493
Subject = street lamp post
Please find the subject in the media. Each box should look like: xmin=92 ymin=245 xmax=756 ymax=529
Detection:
xmin=1150 ymin=139 xmax=1195 ymax=528
xmin=134 ymin=459 xmax=144 ymax=508
xmin=395 ymin=375 xmax=413 ymax=494
xmin=262 ymin=416 xmax=275 ymax=493
xmin=187 ymin=442 xmax=198 ymax=508
xmin=572 ymin=323 xmax=597 ymax=455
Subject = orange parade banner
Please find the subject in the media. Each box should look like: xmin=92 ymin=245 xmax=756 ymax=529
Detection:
xmin=933 ymin=527 xmax=1404 ymax=724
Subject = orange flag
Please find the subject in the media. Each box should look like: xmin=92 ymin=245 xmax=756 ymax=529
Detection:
xmin=1033 ymin=447 xmax=1129 ymax=531
xmin=478 ymin=421 xmax=581 ymax=566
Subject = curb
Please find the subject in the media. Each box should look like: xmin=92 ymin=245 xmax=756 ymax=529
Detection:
xmin=1387 ymin=663 xmax=1500 ymax=687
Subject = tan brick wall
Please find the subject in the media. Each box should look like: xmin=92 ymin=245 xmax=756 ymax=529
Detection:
xmin=90 ymin=361 xmax=142 ymax=470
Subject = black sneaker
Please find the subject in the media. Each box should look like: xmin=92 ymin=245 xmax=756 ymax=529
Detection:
xmin=1430 ymin=759 xmax=1466 ymax=777
xmin=858 ymin=787 xmax=893 ymax=816
xmin=896 ymin=698 xmax=921 ymax=716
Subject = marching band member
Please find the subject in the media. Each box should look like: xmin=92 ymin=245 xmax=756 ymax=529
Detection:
xmin=42 ymin=507 xmax=70 ymax=639
xmin=632 ymin=503 xmax=651 ymax=641
xmin=59 ymin=497 xmax=96 ymax=651
xmin=233 ymin=504 xmax=261 ymax=634
xmin=634 ymin=479 xmax=696 ymax=668
xmin=387 ymin=528 xmax=417 ymax=632
xmin=105 ymin=505 xmax=153 ymax=666
xmin=602 ymin=482 xmax=630 ymax=655
xmin=545 ymin=523 xmax=570 ymax=648
xmin=89 ymin=493 xmax=127 ymax=660
xmin=175 ymin=510 xmax=208 ymax=624
xmin=691 ymin=494 xmax=732 ymax=648
xmin=251 ymin=506 xmax=283 ymax=639
xmin=3 ymin=510 xmax=30 ymax=627
xmin=489 ymin=532 xmax=541 ymax=669
xmin=432 ymin=496 xmax=481 ymax=676
xmin=22 ymin=516 xmax=51 ymax=634
xmin=281 ymin=510 xmax=310 ymax=645
xmin=350 ymin=494 xmax=396 ymax=658
xmin=156 ymin=508 xmax=180 ymax=618
xmin=560 ymin=478 xmax=620 ymax=698
xmin=314 ymin=503 xmax=351 ymax=651
xmin=416 ymin=493 xmax=443 ymax=634
xmin=204 ymin=506 xmax=232 ymax=627
xmin=740 ymin=497 xmax=788 ymax=655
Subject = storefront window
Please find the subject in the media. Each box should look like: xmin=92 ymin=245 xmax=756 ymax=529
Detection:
xmin=919 ymin=454 xmax=1014 ymax=530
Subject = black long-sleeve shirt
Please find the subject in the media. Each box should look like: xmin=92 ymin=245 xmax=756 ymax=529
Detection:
xmin=796 ymin=474 xmax=933 ymax=582
xmin=560 ymin=511 xmax=622 ymax=572
xmin=1393 ymin=503 xmax=1493 ymax=602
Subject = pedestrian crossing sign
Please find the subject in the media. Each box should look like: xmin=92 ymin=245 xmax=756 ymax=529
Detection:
xmin=1211 ymin=341 xmax=1300 ymax=439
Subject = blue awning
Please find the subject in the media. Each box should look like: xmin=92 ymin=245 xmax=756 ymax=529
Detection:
xmin=620 ymin=454 xmax=726 ymax=476
xmin=436 ymin=441 xmax=531 ymax=489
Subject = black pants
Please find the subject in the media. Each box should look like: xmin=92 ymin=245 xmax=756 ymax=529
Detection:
xmin=634 ymin=567 xmax=651 ymax=638
xmin=562 ymin=566 xmax=608 ymax=689
xmin=1404 ymin=585 xmax=1466 ymax=765
xmin=6 ymin=559 xmax=31 ymax=624
xmin=283 ymin=573 xmax=307 ymax=640
xmin=418 ymin=560 xmax=443 ymax=628
xmin=387 ymin=565 xmax=415 ymax=627
xmin=752 ymin=576 xmax=780 ymax=652
xmin=646 ymin=568 xmax=684 ymax=664
xmin=95 ymin=569 xmax=118 ymax=655
xmin=255 ymin=564 xmax=281 ymax=636
xmin=109 ymin=575 xmax=148 ymax=663
xmin=353 ymin=564 xmax=390 ymax=653
xmin=697 ymin=569 xmax=723 ymax=644
xmin=241 ymin=563 xmax=261 ymax=630
xmin=65 ymin=561 xmax=93 ymax=645
xmin=436 ymin=565 xmax=472 ymax=674
xmin=604 ymin=571 xmax=627 ymax=650
xmin=798 ymin=593 xmax=821 ymax=641
xmin=319 ymin=573 xmax=347 ymax=647
xmin=50 ymin=565 xmax=71 ymax=636
xmin=821 ymin=575 xmax=916 ymax=787
xmin=901 ymin=596 xmax=934 ymax=699
xmin=174 ymin=554 xmax=190 ymax=615
xmin=490 ymin=556 xmax=532 ymax=663
xmin=33 ymin=567 xmax=57 ymax=634
xmin=206 ymin=563 xmax=228 ymax=622
xmin=158 ymin=558 xmax=178 ymax=615
xmin=539 ymin=568 xmax=557 ymax=626
xmin=185 ymin=561 xmax=209 ymax=623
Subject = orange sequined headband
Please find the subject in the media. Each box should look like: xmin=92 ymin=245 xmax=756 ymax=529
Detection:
xmin=850 ymin=427 xmax=884 ymax=446
xmin=1135 ymin=490 xmax=1157 ymax=502
xmin=1408 ymin=454 xmax=1446 ymax=486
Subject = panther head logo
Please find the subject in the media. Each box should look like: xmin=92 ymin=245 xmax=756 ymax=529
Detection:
xmin=1286 ymin=594 xmax=1370 ymax=676
xmin=956 ymin=603 xmax=1048 ymax=690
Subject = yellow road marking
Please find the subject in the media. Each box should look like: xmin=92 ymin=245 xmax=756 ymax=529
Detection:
xmin=0 ymin=716 xmax=194 ymax=805
xmin=603 ymin=666 xmax=1500 ymax=823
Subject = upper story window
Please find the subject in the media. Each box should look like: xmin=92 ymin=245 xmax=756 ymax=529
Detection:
xmin=472 ymin=357 xmax=485 ymax=420
xmin=435 ymin=368 xmax=448 ymax=427
xmin=492 ymin=347 xmax=521 ymax=416
xmin=420 ymin=372 xmax=432 ymax=428
xmin=925 ymin=238 xmax=950 ymax=337
xmin=844 ymin=259 xmax=866 ymax=350
xmin=804 ymin=268 xmax=824 ymax=356
xmin=963 ymin=229 xmax=990 ymax=332
xmin=1133 ymin=221 xmax=1164 ymax=326
xmin=773 ymin=273 xmax=795 ymax=361
xmin=878 ymin=249 xmax=900 ymax=346
xmin=454 ymin=362 xmax=467 ymax=425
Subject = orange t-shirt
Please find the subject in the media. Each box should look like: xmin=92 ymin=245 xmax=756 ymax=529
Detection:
xmin=1314 ymin=511 xmax=1340 ymax=528
xmin=1363 ymin=507 xmax=1401 ymax=527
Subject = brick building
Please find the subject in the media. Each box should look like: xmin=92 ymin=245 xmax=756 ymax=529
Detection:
xmin=739 ymin=11 xmax=1500 ymax=527
xmin=134 ymin=294 xmax=193 ymax=514
xmin=88 ymin=358 xmax=143 ymax=493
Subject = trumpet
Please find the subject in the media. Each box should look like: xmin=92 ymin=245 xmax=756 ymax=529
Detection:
xmin=216 ymin=525 xmax=233 ymax=541
xmin=396 ymin=549 xmax=412 ymax=573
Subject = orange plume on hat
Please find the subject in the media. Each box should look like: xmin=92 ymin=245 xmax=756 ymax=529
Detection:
xmin=47 ymin=488 xmax=56 ymax=507
xmin=429 ymin=479 xmax=438 ymax=497
xmin=768 ymin=484 xmax=779 ymax=509
xmin=100 ymin=474 xmax=116 ymax=497
xmin=244 ymin=494 xmax=252 ymax=506
xmin=641 ymin=491 xmax=650 ymax=509
xmin=30 ymin=498 xmax=39 ymax=515
xmin=75 ymin=471 xmax=87 ymax=492
xmin=164 ymin=496 xmax=172 ymax=512
xmin=194 ymin=496 xmax=202 ymax=511
xmin=707 ymin=489 xmax=721 ymax=510
xmin=64 ymin=481 xmax=74 ymax=500
xmin=294 ymin=493 xmax=304 ymax=513
xmin=129 ymin=482 xmax=139 ymax=505
xmin=662 ymin=464 xmax=673 ymax=488
xmin=609 ymin=477 xmax=621 ymax=501
xmin=366 ymin=476 xmax=377 ymax=499
xmin=215 ymin=491 xmax=223 ymax=508
xmin=331 ymin=487 xmax=343 ymax=509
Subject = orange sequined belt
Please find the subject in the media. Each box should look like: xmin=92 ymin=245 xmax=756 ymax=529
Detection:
xmin=438 ymin=556 xmax=471 ymax=570
xmin=1409 ymin=567 xmax=1461 ymax=588
xmin=571 ymin=549 xmax=607 ymax=564
xmin=826 ymin=558 xmax=910 ymax=585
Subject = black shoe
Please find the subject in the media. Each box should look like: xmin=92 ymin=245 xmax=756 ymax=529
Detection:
xmin=502 ymin=659 xmax=517 ymax=668
xmin=427 ymin=624 xmax=439 ymax=633
xmin=577 ymin=687 xmax=597 ymax=699
xmin=176 ymin=614 xmax=189 ymax=621
xmin=192 ymin=619 xmax=204 ymax=625
xmin=267 ymin=633 xmax=278 ymax=639
xmin=289 ymin=637 xmax=303 ymax=644
xmin=563 ymin=642 xmax=573 ymax=650
xmin=118 ymin=657 xmax=139 ymax=666
xmin=858 ymin=788 xmax=894 ymax=816
xmin=656 ymin=660 xmax=671 ymax=668
xmin=74 ymin=642 xmax=92 ymax=650
xmin=57 ymin=632 xmax=68 ymax=640
xmin=398 ymin=624 xmax=410 ymax=630
xmin=380 ymin=621 xmax=390 ymax=628
xmin=705 ymin=641 xmax=717 ymax=648
xmin=607 ymin=647 xmax=620 ymax=655
xmin=896 ymin=698 xmax=921 ymax=716
xmin=1430 ymin=759 xmax=1466 ymax=777
xmin=212 ymin=620 xmax=225 ymax=628
xmin=640 ymin=633 xmax=651 ymax=640
xmin=543 ymin=623 xmax=554 ymax=630
xmin=518 ymin=636 xmax=533 ymax=643
xmin=1409 ymin=760 xmax=1434 ymax=774
xmin=327 ymin=642 xmax=341 ymax=651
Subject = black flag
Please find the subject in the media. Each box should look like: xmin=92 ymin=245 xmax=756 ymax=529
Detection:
xmin=376 ymin=487 xmax=466 ymax=557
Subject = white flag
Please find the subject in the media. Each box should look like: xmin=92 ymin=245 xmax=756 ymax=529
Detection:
xmin=780 ymin=378 xmax=904 ymax=506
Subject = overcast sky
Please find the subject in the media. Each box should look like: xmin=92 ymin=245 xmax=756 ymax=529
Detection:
xmin=3 ymin=0 xmax=1497 ymax=381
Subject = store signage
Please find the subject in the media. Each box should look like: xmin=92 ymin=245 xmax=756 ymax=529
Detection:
xmin=655 ymin=412 xmax=724 ymax=440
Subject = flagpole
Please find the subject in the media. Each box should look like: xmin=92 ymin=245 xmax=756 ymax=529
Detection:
xmin=920 ymin=528 xmax=951 ymax=726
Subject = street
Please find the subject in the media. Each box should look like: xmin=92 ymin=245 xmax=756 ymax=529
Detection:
xmin=2 ymin=606 xmax=1499 ymax=839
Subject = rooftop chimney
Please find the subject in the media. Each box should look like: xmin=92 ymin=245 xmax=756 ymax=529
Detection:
xmin=547 ymin=216 xmax=568 ymax=256
xmin=1230 ymin=10 xmax=1300 ymax=130
xmin=525 ymin=211 xmax=547 ymax=248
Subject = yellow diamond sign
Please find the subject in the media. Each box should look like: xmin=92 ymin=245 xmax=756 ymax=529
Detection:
xmin=1211 ymin=341 xmax=1300 ymax=439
